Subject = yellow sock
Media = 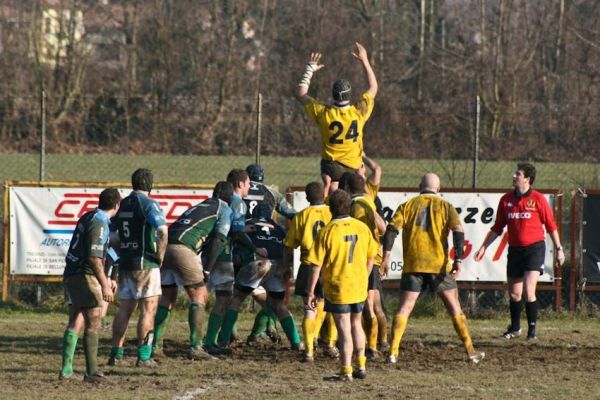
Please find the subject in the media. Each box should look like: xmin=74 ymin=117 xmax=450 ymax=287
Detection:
xmin=390 ymin=315 xmax=408 ymax=357
xmin=356 ymin=355 xmax=367 ymax=370
xmin=326 ymin=312 xmax=338 ymax=346
xmin=378 ymin=315 xmax=388 ymax=345
xmin=452 ymin=313 xmax=476 ymax=357
xmin=314 ymin=300 xmax=327 ymax=343
xmin=341 ymin=365 xmax=353 ymax=376
xmin=368 ymin=316 xmax=378 ymax=350
xmin=302 ymin=317 xmax=316 ymax=355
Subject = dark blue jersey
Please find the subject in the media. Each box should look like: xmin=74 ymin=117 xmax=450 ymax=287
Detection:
xmin=243 ymin=181 xmax=295 ymax=220
xmin=116 ymin=191 xmax=166 ymax=270
xmin=64 ymin=208 xmax=110 ymax=278
xmin=239 ymin=218 xmax=286 ymax=265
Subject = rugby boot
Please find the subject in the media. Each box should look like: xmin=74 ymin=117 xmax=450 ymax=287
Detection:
xmin=323 ymin=345 xmax=340 ymax=359
xmin=352 ymin=368 xmax=367 ymax=379
xmin=189 ymin=346 xmax=217 ymax=360
xmin=107 ymin=355 xmax=122 ymax=366
xmin=135 ymin=358 xmax=158 ymax=368
xmin=58 ymin=371 xmax=81 ymax=381
xmin=328 ymin=374 xmax=352 ymax=382
xmin=378 ymin=342 xmax=390 ymax=353
xmin=302 ymin=352 xmax=314 ymax=363
xmin=501 ymin=326 xmax=522 ymax=339
xmin=203 ymin=344 xmax=233 ymax=356
xmin=152 ymin=346 xmax=165 ymax=359
xmin=291 ymin=341 xmax=305 ymax=352
xmin=387 ymin=354 xmax=397 ymax=364
xmin=266 ymin=328 xmax=281 ymax=344
xmin=83 ymin=371 xmax=106 ymax=384
xmin=365 ymin=347 xmax=380 ymax=361
xmin=527 ymin=327 xmax=538 ymax=341
xmin=468 ymin=351 xmax=485 ymax=364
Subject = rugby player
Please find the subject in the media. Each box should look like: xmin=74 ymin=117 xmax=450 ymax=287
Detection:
xmin=218 ymin=203 xmax=302 ymax=351
xmin=60 ymin=187 xmax=121 ymax=382
xmin=109 ymin=168 xmax=168 ymax=368
xmin=307 ymin=189 xmax=378 ymax=381
xmin=283 ymin=182 xmax=338 ymax=362
xmin=203 ymin=169 xmax=268 ymax=355
xmin=152 ymin=181 xmax=234 ymax=360
xmin=380 ymin=173 xmax=485 ymax=364
xmin=296 ymin=42 xmax=378 ymax=197
xmin=244 ymin=163 xmax=295 ymax=220
xmin=474 ymin=163 xmax=565 ymax=340
xmin=343 ymin=173 xmax=387 ymax=360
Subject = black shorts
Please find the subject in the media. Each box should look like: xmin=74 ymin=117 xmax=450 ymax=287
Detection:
xmin=294 ymin=264 xmax=323 ymax=298
xmin=320 ymin=159 xmax=357 ymax=181
xmin=267 ymin=291 xmax=285 ymax=300
xmin=400 ymin=272 xmax=457 ymax=293
xmin=324 ymin=299 xmax=365 ymax=314
xmin=507 ymin=241 xmax=546 ymax=278
xmin=368 ymin=267 xmax=381 ymax=291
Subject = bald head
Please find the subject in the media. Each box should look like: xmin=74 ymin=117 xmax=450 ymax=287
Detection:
xmin=420 ymin=173 xmax=440 ymax=193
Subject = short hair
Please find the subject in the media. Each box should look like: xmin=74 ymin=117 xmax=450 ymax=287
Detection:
xmin=338 ymin=172 xmax=355 ymax=192
xmin=517 ymin=163 xmax=536 ymax=185
xmin=131 ymin=168 xmax=153 ymax=192
xmin=226 ymin=169 xmax=249 ymax=188
xmin=305 ymin=182 xmax=324 ymax=204
xmin=328 ymin=189 xmax=351 ymax=217
xmin=98 ymin=188 xmax=121 ymax=210
xmin=346 ymin=174 xmax=365 ymax=196
xmin=213 ymin=181 xmax=234 ymax=204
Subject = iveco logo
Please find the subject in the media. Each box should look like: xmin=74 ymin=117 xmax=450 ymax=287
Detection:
xmin=507 ymin=212 xmax=532 ymax=219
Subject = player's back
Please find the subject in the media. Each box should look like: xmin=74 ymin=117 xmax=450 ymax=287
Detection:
xmin=393 ymin=194 xmax=459 ymax=274
xmin=168 ymin=197 xmax=225 ymax=252
xmin=284 ymin=204 xmax=331 ymax=264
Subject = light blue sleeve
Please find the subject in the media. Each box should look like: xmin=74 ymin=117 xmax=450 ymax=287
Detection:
xmin=214 ymin=205 xmax=233 ymax=236
xmin=143 ymin=199 xmax=166 ymax=228
xmin=231 ymin=198 xmax=247 ymax=232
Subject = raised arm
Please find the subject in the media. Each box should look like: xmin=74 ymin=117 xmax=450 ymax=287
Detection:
xmin=296 ymin=52 xmax=325 ymax=105
xmin=352 ymin=42 xmax=377 ymax=97
xmin=362 ymin=152 xmax=381 ymax=187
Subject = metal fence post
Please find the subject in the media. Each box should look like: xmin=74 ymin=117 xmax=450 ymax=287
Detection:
xmin=472 ymin=95 xmax=480 ymax=190
xmin=256 ymin=92 xmax=262 ymax=165
xmin=37 ymin=88 xmax=46 ymax=306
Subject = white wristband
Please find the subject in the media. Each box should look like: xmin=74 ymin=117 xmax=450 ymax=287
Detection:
xmin=298 ymin=63 xmax=317 ymax=87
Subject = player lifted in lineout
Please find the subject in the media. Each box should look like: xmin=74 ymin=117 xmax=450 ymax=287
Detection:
xmin=296 ymin=42 xmax=378 ymax=197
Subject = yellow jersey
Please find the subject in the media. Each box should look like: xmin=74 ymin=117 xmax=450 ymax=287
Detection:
xmin=365 ymin=179 xmax=379 ymax=200
xmin=306 ymin=216 xmax=378 ymax=304
xmin=389 ymin=193 xmax=461 ymax=274
xmin=283 ymin=204 xmax=332 ymax=265
xmin=351 ymin=195 xmax=383 ymax=265
xmin=304 ymin=92 xmax=375 ymax=169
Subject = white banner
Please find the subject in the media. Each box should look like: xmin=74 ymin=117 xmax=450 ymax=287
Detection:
xmin=9 ymin=186 xmax=213 ymax=275
xmin=291 ymin=190 xmax=558 ymax=282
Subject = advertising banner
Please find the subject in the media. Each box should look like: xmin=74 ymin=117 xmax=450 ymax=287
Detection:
xmin=9 ymin=185 xmax=212 ymax=275
xmin=291 ymin=190 xmax=558 ymax=282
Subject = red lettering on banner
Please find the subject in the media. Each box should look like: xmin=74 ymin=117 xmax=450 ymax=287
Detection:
xmin=166 ymin=201 xmax=194 ymax=221
xmin=78 ymin=200 xmax=98 ymax=217
xmin=493 ymin=232 xmax=509 ymax=261
xmin=450 ymin=240 xmax=473 ymax=260
xmin=55 ymin=200 xmax=80 ymax=218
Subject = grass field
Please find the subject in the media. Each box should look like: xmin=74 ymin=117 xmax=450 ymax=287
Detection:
xmin=1 ymin=153 xmax=600 ymax=192
xmin=1 ymin=304 xmax=599 ymax=400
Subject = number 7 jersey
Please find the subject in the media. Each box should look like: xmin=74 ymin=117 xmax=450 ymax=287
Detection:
xmin=304 ymin=92 xmax=375 ymax=169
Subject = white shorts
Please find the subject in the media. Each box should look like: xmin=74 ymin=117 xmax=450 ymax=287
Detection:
xmin=207 ymin=261 xmax=235 ymax=293
xmin=118 ymin=269 xmax=162 ymax=300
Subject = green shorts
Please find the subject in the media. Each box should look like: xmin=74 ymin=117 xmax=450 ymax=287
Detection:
xmin=400 ymin=272 xmax=457 ymax=293
xmin=64 ymin=274 xmax=103 ymax=308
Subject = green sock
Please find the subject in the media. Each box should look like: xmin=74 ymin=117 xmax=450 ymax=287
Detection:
xmin=110 ymin=346 xmax=124 ymax=360
xmin=280 ymin=315 xmax=301 ymax=346
xmin=188 ymin=303 xmax=205 ymax=348
xmin=83 ymin=331 xmax=99 ymax=376
xmin=153 ymin=305 xmax=171 ymax=350
xmin=138 ymin=344 xmax=152 ymax=361
xmin=249 ymin=309 xmax=270 ymax=338
xmin=218 ymin=309 xmax=239 ymax=346
xmin=204 ymin=313 xmax=223 ymax=346
xmin=267 ymin=312 xmax=278 ymax=331
xmin=61 ymin=330 xmax=78 ymax=375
